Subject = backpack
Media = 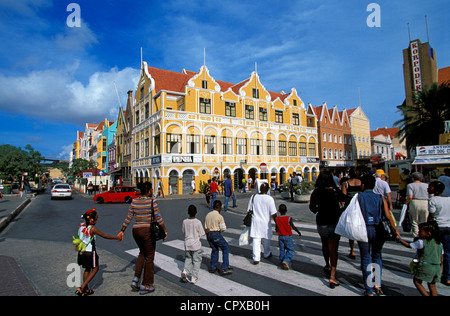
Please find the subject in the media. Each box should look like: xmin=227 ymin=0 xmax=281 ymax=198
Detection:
xmin=72 ymin=224 xmax=94 ymax=253
xmin=357 ymin=191 xmax=383 ymax=226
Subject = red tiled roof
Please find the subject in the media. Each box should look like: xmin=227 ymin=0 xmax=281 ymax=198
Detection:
xmin=439 ymin=67 xmax=450 ymax=85
xmin=147 ymin=67 xmax=194 ymax=94
xmin=370 ymin=127 xmax=400 ymax=138
xmin=147 ymin=66 xmax=303 ymax=103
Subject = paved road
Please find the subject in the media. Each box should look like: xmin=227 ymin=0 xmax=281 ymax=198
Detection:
xmin=0 ymin=189 xmax=449 ymax=299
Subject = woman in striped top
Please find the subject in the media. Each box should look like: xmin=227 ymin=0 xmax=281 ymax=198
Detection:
xmin=119 ymin=181 xmax=167 ymax=295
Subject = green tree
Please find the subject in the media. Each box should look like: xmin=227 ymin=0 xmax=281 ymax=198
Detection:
xmin=0 ymin=144 xmax=45 ymax=181
xmin=395 ymin=82 xmax=450 ymax=151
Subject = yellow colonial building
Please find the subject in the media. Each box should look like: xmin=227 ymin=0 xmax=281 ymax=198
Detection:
xmin=132 ymin=62 xmax=319 ymax=195
xmin=347 ymin=107 xmax=371 ymax=166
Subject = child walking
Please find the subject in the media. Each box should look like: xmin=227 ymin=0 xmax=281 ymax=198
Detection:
xmin=275 ymin=204 xmax=301 ymax=270
xmin=75 ymin=208 xmax=122 ymax=296
xmin=397 ymin=221 xmax=443 ymax=296
xmin=181 ymin=205 xmax=205 ymax=284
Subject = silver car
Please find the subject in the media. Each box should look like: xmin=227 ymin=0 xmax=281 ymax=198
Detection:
xmin=51 ymin=184 xmax=72 ymax=200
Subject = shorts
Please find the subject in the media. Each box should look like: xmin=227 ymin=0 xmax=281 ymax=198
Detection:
xmin=317 ymin=225 xmax=341 ymax=241
xmin=77 ymin=251 xmax=99 ymax=271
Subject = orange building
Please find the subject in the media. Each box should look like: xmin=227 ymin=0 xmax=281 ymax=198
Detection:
xmin=311 ymin=103 xmax=353 ymax=168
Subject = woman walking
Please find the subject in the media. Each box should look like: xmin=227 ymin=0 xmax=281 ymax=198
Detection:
xmin=310 ymin=170 xmax=347 ymax=288
xmin=118 ymin=181 xmax=167 ymax=295
xmin=406 ymin=172 xmax=429 ymax=237
xmin=357 ymin=175 xmax=400 ymax=296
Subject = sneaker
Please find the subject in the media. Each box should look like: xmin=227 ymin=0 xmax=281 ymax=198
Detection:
xmin=130 ymin=277 xmax=140 ymax=291
xmin=139 ymin=284 xmax=155 ymax=295
xmin=219 ymin=268 xmax=233 ymax=276
xmin=181 ymin=271 xmax=188 ymax=283
xmin=281 ymin=261 xmax=290 ymax=270
xmin=189 ymin=277 xmax=198 ymax=284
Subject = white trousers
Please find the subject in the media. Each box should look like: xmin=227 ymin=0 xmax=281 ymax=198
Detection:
xmin=252 ymin=237 xmax=271 ymax=262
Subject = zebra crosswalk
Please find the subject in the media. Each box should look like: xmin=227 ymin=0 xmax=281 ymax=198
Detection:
xmin=125 ymin=222 xmax=450 ymax=296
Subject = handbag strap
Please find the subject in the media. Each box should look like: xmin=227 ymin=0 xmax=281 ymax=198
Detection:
xmin=250 ymin=194 xmax=256 ymax=209
xmin=150 ymin=199 xmax=156 ymax=223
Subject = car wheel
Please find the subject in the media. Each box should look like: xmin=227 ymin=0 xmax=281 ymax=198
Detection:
xmin=125 ymin=196 xmax=132 ymax=203
xmin=96 ymin=197 xmax=104 ymax=204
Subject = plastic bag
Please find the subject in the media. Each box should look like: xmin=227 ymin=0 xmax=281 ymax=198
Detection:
xmin=335 ymin=194 xmax=368 ymax=242
xmin=239 ymin=227 xmax=251 ymax=246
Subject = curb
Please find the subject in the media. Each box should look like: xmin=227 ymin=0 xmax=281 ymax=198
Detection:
xmin=0 ymin=198 xmax=31 ymax=233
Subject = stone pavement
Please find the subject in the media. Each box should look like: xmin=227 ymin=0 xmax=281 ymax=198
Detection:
xmin=0 ymin=195 xmax=36 ymax=296
xmin=0 ymin=255 xmax=37 ymax=296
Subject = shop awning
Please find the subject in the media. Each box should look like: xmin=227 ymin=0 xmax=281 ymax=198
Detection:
xmin=412 ymin=155 xmax=450 ymax=165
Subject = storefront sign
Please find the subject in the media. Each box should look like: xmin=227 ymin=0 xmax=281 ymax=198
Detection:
xmin=172 ymin=155 xmax=194 ymax=163
xmin=410 ymin=41 xmax=422 ymax=91
xmin=417 ymin=145 xmax=450 ymax=156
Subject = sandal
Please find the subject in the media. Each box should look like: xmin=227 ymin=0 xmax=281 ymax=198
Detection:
xmin=75 ymin=288 xmax=86 ymax=296
xmin=374 ymin=287 xmax=386 ymax=296
xmin=84 ymin=289 xmax=95 ymax=296
xmin=329 ymin=280 xmax=340 ymax=289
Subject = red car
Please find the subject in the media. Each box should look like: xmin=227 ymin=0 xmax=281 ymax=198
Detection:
xmin=93 ymin=186 xmax=141 ymax=204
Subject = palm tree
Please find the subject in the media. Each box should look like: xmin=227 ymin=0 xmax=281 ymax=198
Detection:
xmin=395 ymin=82 xmax=450 ymax=151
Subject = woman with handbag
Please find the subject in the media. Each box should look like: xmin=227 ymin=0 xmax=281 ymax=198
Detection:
xmin=119 ymin=181 xmax=167 ymax=295
xmin=309 ymin=170 xmax=347 ymax=289
xmin=357 ymin=175 xmax=400 ymax=296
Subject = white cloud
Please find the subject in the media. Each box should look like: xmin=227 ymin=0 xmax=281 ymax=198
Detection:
xmin=57 ymin=144 xmax=74 ymax=160
xmin=0 ymin=62 xmax=140 ymax=125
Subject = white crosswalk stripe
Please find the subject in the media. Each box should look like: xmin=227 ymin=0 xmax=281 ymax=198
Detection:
xmin=125 ymin=222 xmax=450 ymax=296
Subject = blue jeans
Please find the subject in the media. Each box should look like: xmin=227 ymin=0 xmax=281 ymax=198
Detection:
xmin=278 ymin=235 xmax=295 ymax=265
xmin=207 ymin=231 xmax=229 ymax=271
xmin=357 ymin=225 xmax=385 ymax=295
xmin=209 ymin=192 xmax=217 ymax=211
xmin=224 ymin=193 xmax=237 ymax=210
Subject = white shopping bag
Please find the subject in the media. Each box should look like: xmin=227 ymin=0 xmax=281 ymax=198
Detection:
xmin=399 ymin=204 xmax=408 ymax=226
xmin=335 ymin=194 xmax=368 ymax=242
xmin=239 ymin=226 xmax=251 ymax=246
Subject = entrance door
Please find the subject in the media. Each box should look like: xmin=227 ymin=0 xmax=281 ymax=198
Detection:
xmin=182 ymin=170 xmax=194 ymax=195
xmin=234 ymin=169 xmax=244 ymax=189
xmin=169 ymin=170 xmax=178 ymax=195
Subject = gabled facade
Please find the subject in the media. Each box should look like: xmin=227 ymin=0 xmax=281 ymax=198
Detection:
xmin=312 ymin=103 xmax=353 ymax=168
xmin=347 ymin=106 xmax=371 ymax=165
xmin=131 ymin=62 xmax=319 ymax=195
xmin=122 ymin=90 xmax=134 ymax=186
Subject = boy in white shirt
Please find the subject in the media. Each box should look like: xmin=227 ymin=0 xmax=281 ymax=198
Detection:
xmin=181 ymin=205 xmax=205 ymax=284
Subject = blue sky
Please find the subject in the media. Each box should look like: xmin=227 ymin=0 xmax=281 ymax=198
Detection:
xmin=0 ymin=0 xmax=449 ymax=160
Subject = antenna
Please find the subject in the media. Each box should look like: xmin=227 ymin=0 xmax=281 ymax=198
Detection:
xmin=407 ymin=22 xmax=412 ymax=42
xmin=114 ymin=81 xmax=122 ymax=108
xmin=203 ymin=47 xmax=206 ymax=67
xmin=140 ymin=47 xmax=143 ymax=66
xmin=203 ymin=47 xmax=206 ymax=80
xmin=425 ymin=15 xmax=430 ymax=43
xmin=358 ymin=87 xmax=362 ymax=107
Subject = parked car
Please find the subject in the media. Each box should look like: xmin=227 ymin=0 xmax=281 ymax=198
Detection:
xmin=51 ymin=184 xmax=72 ymax=200
xmin=93 ymin=186 xmax=141 ymax=204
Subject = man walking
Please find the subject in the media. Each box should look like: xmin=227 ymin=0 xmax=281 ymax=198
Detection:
xmin=205 ymin=200 xmax=232 ymax=276
xmin=223 ymin=174 xmax=237 ymax=211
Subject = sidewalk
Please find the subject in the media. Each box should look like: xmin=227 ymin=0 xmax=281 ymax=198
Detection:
xmin=0 ymin=195 xmax=36 ymax=295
